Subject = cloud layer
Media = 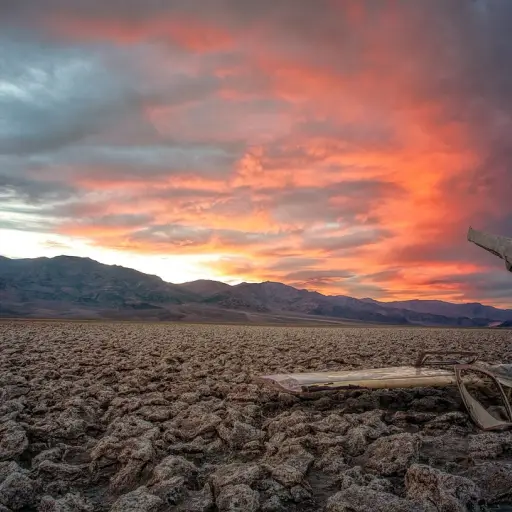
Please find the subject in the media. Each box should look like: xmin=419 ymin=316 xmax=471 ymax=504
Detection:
xmin=2 ymin=0 xmax=512 ymax=305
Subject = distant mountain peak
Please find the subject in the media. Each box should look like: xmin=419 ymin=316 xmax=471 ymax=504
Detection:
xmin=179 ymin=278 xmax=232 ymax=297
xmin=182 ymin=278 xmax=231 ymax=286
xmin=1 ymin=253 xmax=510 ymax=326
xmin=261 ymin=280 xmax=296 ymax=288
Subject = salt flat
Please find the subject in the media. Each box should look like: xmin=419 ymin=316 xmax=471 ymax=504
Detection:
xmin=1 ymin=321 xmax=512 ymax=511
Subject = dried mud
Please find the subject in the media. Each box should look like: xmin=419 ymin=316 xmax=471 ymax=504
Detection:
xmin=1 ymin=321 xmax=512 ymax=511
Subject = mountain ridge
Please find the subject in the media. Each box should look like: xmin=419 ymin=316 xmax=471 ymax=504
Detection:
xmin=360 ymin=297 xmax=512 ymax=322
xmin=1 ymin=254 xmax=510 ymax=327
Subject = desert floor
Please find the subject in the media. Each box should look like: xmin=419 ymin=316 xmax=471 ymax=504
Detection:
xmin=1 ymin=320 xmax=512 ymax=511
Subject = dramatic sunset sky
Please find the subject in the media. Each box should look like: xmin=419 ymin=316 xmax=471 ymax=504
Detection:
xmin=1 ymin=0 xmax=512 ymax=306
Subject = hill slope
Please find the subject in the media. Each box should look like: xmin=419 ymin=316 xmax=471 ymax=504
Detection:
xmin=201 ymin=281 xmax=499 ymax=327
xmin=362 ymin=298 xmax=512 ymax=322
xmin=0 ymin=255 xmax=199 ymax=311
xmin=179 ymin=279 xmax=232 ymax=296
xmin=1 ymin=255 xmax=510 ymax=326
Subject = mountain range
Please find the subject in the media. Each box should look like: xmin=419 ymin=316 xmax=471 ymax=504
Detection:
xmin=1 ymin=254 xmax=511 ymax=327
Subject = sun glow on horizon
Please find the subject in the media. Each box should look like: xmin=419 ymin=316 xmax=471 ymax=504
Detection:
xmin=1 ymin=1 xmax=512 ymax=306
xmin=0 ymin=229 xmax=231 ymax=284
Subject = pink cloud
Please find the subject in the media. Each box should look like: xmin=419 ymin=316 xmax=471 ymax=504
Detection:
xmin=2 ymin=0 xmax=512 ymax=305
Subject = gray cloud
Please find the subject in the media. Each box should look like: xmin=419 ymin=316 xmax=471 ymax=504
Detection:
xmin=0 ymin=217 xmax=53 ymax=233
xmin=59 ymin=143 xmax=240 ymax=179
xmin=129 ymin=224 xmax=213 ymax=247
xmin=98 ymin=224 xmax=292 ymax=250
xmin=1 ymin=0 xmax=512 ymax=305
xmin=92 ymin=213 xmax=153 ymax=228
xmin=267 ymin=257 xmax=324 ymax=271
xmin=384 ymin=235 xmax=512 ymax=271
xmin=0 ymin=1 xmax=349 ymax=31
xmin=423 ymin=269 xmax=512 ymax=303
xmin=302 ymin=228 xmax=394 ymax=254
xmin=293 ymin=119 xmax=401 ymax=153
xmin=0 ymin=36 xmax=143 ymax=154
xmin=284 ymin=269 xmax=354 ymax=281
xmin=0 ymin=172 xmax=76 ymax=206
xmin=269 ymin=181 xmax=403 ymax=225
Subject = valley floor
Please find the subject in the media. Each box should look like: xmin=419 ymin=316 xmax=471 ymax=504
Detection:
xmin=1 ymin=321 xmax=512 ymax=510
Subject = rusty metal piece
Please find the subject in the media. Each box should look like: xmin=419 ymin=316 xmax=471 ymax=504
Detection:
xmin=468 ymin=226 xmax=512 ymax=271
xmin=414 ymin=351 xmax=479 ymax=367
xmin=255 ymin=366 xmax=458 ymax=395
xmin=255 ymin=351 xmax=512 ymax=431
xmin=455 ymin=364 xmax=512 ymax=431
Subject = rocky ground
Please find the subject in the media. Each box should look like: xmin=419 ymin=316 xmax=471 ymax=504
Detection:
xmin=1 ymin=321 xmax=512 ymax=511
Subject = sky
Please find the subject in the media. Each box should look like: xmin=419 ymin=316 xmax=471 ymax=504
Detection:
xmin=1 ymin=0 xmax=512 ymax=306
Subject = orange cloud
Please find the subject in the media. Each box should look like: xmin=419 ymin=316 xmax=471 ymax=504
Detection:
xmin=45 ymin=15 xmax=234 ymax=53
xmin=3 ymin=0 xmax=512 ymax=306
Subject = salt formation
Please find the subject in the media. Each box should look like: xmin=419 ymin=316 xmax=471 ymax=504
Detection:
xmin=1 ymin=321 xmax=512 ymax=510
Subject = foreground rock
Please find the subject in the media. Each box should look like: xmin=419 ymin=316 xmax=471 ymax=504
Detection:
xmin=38 ymin=493 xmax=93 ymax=511
xmin=216 ymin=484 xmax=260 ymax=511
xmin=109 ymin=486 xmax=163 ymax=511
xmin=0 ymin=462 xmax=37 ymax=510
xmin=0 ymin=421 xmax=28 ymax=461
xmin=405 ymin=464 xmax=480 ymax=512
xmin=2 ymin=321 xmax=512 ymax=511
xmin=463 ymin=461 xmax=512 ymax=502
xmin=364 ymin=433 xmax=419 ymax=475
xmin=326 ymin=485 xmax=435 ymax=512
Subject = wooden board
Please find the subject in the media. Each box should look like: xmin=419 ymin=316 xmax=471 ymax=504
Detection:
xmin=255 ymin=366 xmax=457 ymax=393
